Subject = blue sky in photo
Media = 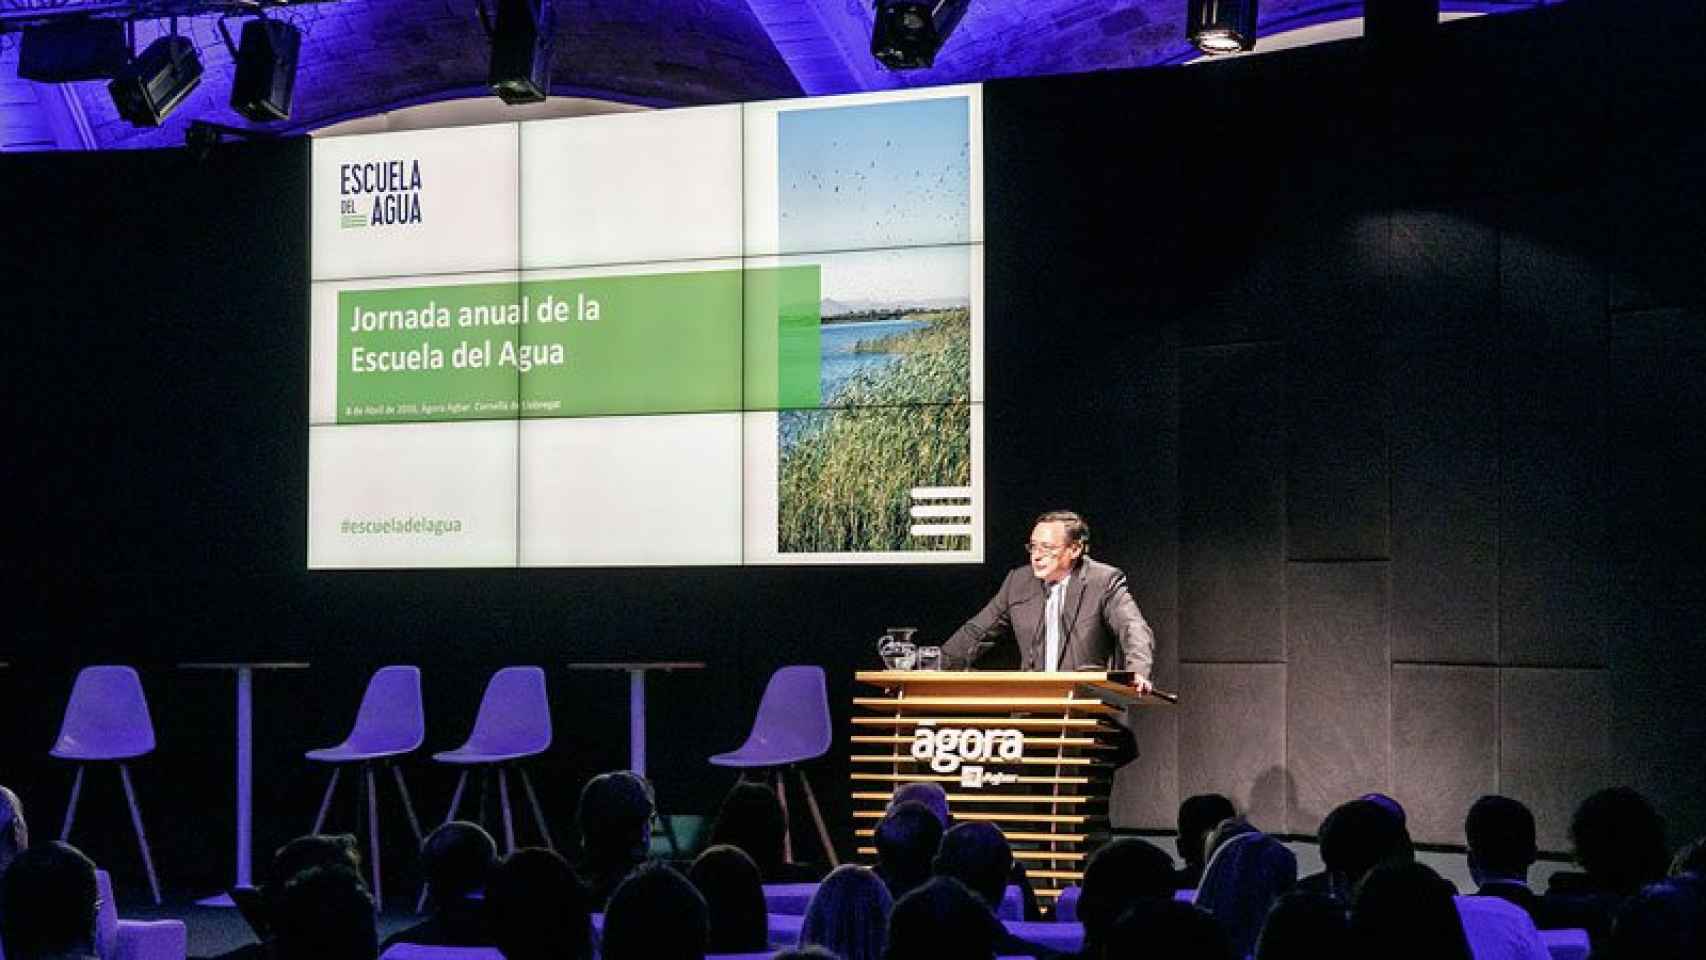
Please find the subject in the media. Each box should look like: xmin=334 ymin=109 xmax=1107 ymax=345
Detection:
xmin=778 ymin=96 xmax=971 ymax=254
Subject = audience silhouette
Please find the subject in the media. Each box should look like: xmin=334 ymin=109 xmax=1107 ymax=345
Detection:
xmin=382 ymin=821 xmax=497 ymax=951
xmin=687 ymin=844 xmax=769 ymax=954
xmin=1350 ymin=861 xmax=1472 ymax=960
xmin=799 ymin=864 xmax=892 ymax=960
xmin=574 ymin=772 xmax=654 ymax=909
xmin=1253 ymin=891 xmax=1351 ymax=960
xmin=884 ymin=876 xmax=996 ymax=960
xmin=1 ymin=842 xmax=100 ymax=960
xmin=1195 ymin=828 xmax=1296 ymax=960
xmin=1173 ymin=794 xmax=1236 ymax=891
xmin=271 ymin=866 xmax=376 ymax=960
xmin=872 ymin=801 xmax=942 ymax=903
xmin=485 ymin=847 xmax=591 ymax=960
xmin=1075 ymin=837 xmax=1175 ymax=959
xmin=1107 ymin=898 xmax=1236 ymax=960
xmin=600 ymin=861 xmax=708 ymax=960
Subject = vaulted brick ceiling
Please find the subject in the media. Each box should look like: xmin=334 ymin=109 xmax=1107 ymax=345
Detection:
xmin=0 ymin=0 xmax=1550 ymax=151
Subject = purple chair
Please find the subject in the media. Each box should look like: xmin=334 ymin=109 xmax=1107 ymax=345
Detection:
xmin=305 ymin=665 xmax=427 ymax=906
xmin=431 ymin=667 xmax=554 ymax=855
xmin=51 ymin=665 xmax=161 ymax=904
xmin=709 ymin=665 xmax=838 ymax=867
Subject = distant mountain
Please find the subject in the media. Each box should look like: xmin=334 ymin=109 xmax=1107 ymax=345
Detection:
xmin=820 ymin=296 xmax=969 ymax=317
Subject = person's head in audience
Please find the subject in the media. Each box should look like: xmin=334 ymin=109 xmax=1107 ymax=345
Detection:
xmin=1195 ymin=830 xmax=1297 ymax=960
xmin=0 ymin=787 xmax=27 ymax=880
xmin=1176 ymin=794 xmax=1237 ymax=880
xmin=0 ymin=842 xmax=98 ymax=960
xmin=888 ymin=783 xmax=950 ymax=829
xmin=801 ymin=864 xmax=893 ymax=960
xmin=1107 ymin=899 xmax=1236 ymax=960
xmin=1317 ymin=798 xmax=1411 ymax=903
xmin=420 ymin=821 xmax=497 ymax=908
xmin=486 ymin=847 xmax=592 ymax=960
xmin=601 ymin=861 xmax=708 ymax=960
xmin=1202 ymin=816 xmax=1259 ymax=868
xmin=687 ymin=844 xmax=769 ymax=954
xmin=931 ymin=822 xmax=1012 ymax=911
xmin=1568 ymin=786 xmax=1668 ymax=896
xmin=576 ymin=771 xmax=655 ymax=904
xmin=1349 ymin=862 xmax=1471 ymax=960
xmin=873 ymin=801 xmax=943 ymax=902
xmin=1255 ymin=891 xmax=1352 ymax=960
xmin=1464 ymin=795 xmax=1536 ymax=887
xmin=707 ymin=781 xmax=788 ymax=880
xmin=1672 ymin=836 xmax=1706 ymax=878
xmin=272 ymin=865 xmax=377 ymax=960
xmin=1597 ymin=871 xmax=1705 ymax=960
xmin=884 ymin=876 xmax=996 ymax=960
xmin=1076 ymin=838 xmax=1176 ymax=957
xmin=259 ymin=834 xmax=363 ymax=938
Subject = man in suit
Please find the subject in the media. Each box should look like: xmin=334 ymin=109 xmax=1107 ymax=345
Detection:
xmin=942 ymin=510 xmax=1155 ymax=694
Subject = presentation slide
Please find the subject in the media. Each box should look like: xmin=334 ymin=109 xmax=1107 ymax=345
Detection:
xmin=308 ymin=86 xmax=983 ymax=568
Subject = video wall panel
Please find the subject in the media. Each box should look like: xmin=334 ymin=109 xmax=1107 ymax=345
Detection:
xmin=308 ymin=86 xmax=983 ymax=568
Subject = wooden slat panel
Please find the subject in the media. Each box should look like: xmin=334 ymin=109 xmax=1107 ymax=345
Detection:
xmin=857 ymin=846 xmax=1086 ymax=863
xmin=854 ymin=696 xmax=1120 ymax=715
xmin=849 ymin=754 xmax=1108 ymax=767
xmin=850 ymin=773 xmax=1094 ymax=785
xmin=854 ymin=829 xmax=1089 ymax=842
xmin=850 ymin=735 xmax=1107 ymax=747
xmin=852 ymin=791 xmax=1100 ymax=805
xmin=851 ymin=810 xmax=1106 ymax=824
xmin=851 ymin=716 xmax=1109 ymax=728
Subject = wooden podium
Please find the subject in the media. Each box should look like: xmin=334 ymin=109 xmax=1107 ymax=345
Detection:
xmin=850 ymin=670 xmax=1166 ymax=903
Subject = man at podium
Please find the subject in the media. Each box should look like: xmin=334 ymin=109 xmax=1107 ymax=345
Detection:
xmin=941 ymin=510 xmax=1155 ymax=696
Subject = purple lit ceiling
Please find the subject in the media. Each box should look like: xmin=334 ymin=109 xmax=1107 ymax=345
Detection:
xmin=0 ymin=0 xmax=1552 ymax=151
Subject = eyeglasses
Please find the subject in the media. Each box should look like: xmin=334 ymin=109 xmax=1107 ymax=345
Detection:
xmin=1024 ymin=541 xmax=1073 ymax=557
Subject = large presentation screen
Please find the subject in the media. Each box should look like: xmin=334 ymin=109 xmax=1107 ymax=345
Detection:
xmin=308 ymin=86 xmax=983 ymax=568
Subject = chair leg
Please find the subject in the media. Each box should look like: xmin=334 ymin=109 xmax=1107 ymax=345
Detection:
xmin=312 ymin=767 xmax=342 ymax=834
xmin=61 ymin=765 xmax=85 ymax=841
xmin=519 ymin=768 xmax=554 ymax=851
xmin=443 ymin=769 xmax=469 ymax=826
xmin=365 ymin=764 xmax=383 ymax=909
xmin=497 ymin=767 xmax=517 ymax=855
xmin=391 ymin=764 xmax=424 ymax=845
xmin=795 ymin=767 xmax=839 ymax=868
xmin=418 ymin=769 xmax=470 ymax=914
xmin=119 ymin=763 xmax=162 ymax=906
xmin=773 ymin=769 xmax=793 ymax=864
xmin=477 ymin=769 xmax=489 ymax=835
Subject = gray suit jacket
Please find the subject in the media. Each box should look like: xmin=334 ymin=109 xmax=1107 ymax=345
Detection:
xmin=941 ymin=557 xmax=1155 ymax=678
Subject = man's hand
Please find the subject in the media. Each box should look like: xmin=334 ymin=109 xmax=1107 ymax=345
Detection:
xmin=1134 ymin=675 xmax=1154 ymax=697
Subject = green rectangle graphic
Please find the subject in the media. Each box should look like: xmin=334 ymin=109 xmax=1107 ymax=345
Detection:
xmin=337 ymin=267 xmax=821 ymax=423
xmin=743 ymin=266 xmax=822 ymax=411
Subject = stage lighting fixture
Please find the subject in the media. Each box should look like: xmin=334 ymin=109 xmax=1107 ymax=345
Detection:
xmin=488 ymin=0 xmax=553 ymax=104
xmin=229 ymin=18 xmax=302 ymax=122
xmin=1188 ymin=0 xmax=1259 ymax=55
xmin=18 ymin=19 xmax=129 ymax=81
xmin=108 ymin=34 xmax=203 ymax=127
xmin=871 ymin=0 xmax=971 ymax=70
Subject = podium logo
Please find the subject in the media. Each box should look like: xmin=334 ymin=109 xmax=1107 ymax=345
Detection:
xmin=910 ymin=721 xmax=1024 ymax=774
xmin=337 ymin=158 xmax=425 ymax=229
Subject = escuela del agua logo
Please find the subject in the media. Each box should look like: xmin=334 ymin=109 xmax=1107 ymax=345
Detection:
xmin=338 ymin=158 xmax=424 ymax=229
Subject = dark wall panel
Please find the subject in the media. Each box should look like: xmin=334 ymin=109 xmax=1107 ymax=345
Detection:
xmin=1285 ymin=215 xmax=1390 ymax=562
xmin=1391 ymin=664 xmax=1497 ymax=846
xmin=1388 ymin=212 xmax=1500 ymax=664
xmin=1500 ymin=668 xmax=1612 ymax=852
xmin=1178 ymin=663 xmax=1287 ymax=831
xmin=1179 ymin=344 xmax=1285 ymax=662
xmin=1498 ymin=223 xmax=1609 ymax=668
xmin=1284 ymin=562 xmax=1390 ymax=834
